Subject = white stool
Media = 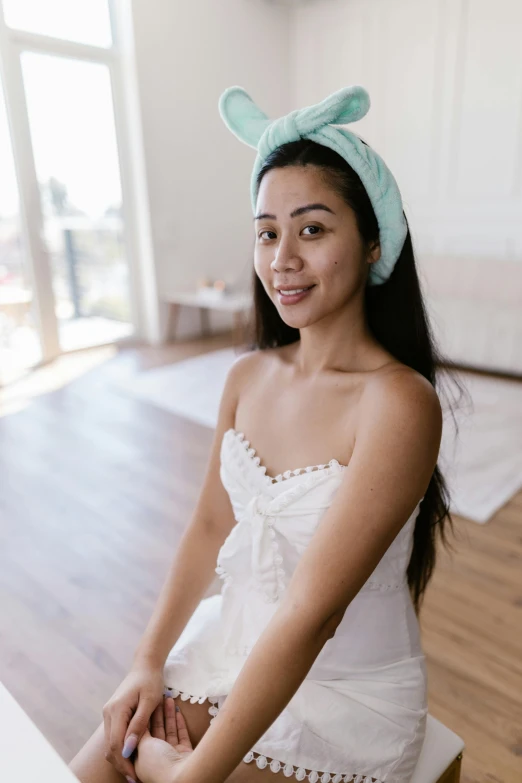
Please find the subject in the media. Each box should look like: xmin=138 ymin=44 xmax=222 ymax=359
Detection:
xmin=410 ymin=713 xmax=465 ymax=783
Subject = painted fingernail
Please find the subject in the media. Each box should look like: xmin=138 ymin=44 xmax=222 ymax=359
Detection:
xmin=126 ymin=777 xmax=136 ymax=783
xmin=122 ymin=734 xmax=138 ymax=758
xmin=175 ymin=705 xmax=180 ymax=712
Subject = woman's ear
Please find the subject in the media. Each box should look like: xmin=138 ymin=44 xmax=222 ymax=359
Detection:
xmin=367 ymin=240 xmax=381 ymax=264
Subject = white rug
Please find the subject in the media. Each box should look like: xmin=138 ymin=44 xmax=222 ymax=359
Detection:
xmin=118 ymin=347 xmax=522 ymax=524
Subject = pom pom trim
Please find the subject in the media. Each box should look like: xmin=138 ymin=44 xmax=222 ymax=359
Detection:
xmin=243 ymin=750 xmax=383 ymax=783
xmin=164 ymin=687 xmax=384 ymax=782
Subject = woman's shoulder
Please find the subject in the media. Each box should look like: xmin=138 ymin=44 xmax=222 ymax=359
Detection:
xmin=228 ymin=347 xmax=265 ymax=377
xmin=229 ymin=345 xmax=290 ymax=375
xmin=368 ymin=360 xmax=440 ymax=402
xmin=225 ymin=348 xmax=270 ymax=399
xmin=361 ymin=361 xmax=443 ymax=441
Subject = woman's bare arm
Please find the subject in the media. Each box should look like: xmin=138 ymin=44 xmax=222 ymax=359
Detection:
xmin=132 ymin=353 xmax=253 ymax=670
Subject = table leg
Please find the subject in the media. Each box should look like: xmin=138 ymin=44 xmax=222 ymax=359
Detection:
xmin=200 ymin=307 xmax=210 ymax=336
xmin=167 ymin=303 xmax=181 ymax=341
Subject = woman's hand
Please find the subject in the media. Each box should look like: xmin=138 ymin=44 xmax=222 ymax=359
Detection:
xmin=102 ymin=665 xmax=166 ymax=781
xmin=134 ymin=696 xmax=194 ymax=783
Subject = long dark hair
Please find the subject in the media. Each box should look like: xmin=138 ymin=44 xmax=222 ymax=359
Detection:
xmin=236 ymin=138 xmax=469 ymax=615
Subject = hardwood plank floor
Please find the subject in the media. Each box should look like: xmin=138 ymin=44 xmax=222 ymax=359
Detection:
xmin=0 ymin=333 xmax=520 ymax=782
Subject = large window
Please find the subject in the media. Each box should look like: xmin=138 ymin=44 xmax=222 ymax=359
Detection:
xmin=0 ymin=0 xmax=135 ymax=386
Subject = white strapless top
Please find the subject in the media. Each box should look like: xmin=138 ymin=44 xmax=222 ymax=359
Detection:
xmin=163 ymin=428 xmax=428 ymax=783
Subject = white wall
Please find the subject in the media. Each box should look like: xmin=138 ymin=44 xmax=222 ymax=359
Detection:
xmin=130 ymin=0 xmax=522 ymax=371
xmin=289 ymin=0 xmax=522 ymax=373
xmin=130 ymin=0 xmax=291 ymax=339
xmin=290 ymin=0 xmax=522 ymax=259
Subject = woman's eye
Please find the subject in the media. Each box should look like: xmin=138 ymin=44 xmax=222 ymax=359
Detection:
xmin=258 ymin=230 xmax=276 ymax=240
xmin=258 ymin=225 xmax=322 ymax=240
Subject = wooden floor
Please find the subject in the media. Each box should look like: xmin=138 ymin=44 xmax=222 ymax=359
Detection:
xmin=0 ymin=333 xmax=521 ymax=783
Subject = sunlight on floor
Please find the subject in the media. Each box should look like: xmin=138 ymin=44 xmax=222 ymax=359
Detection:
xmin=0 ymin=344 xmax=118 ymax=418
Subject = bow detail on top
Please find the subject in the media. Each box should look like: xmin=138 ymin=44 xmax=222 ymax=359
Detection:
xmin=218 ymin=84 xmax=370 ymax=156
xmin=215 ymin=489 xmax=288 ymax=604
xmin=215 ymin=467 xmax=340 ymax=604
xmin=243 ymin=492 xmax=286 ymax=602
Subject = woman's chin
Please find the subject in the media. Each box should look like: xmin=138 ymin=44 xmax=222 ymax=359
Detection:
xmin=279 ymin=314 xmax=314 ymax=330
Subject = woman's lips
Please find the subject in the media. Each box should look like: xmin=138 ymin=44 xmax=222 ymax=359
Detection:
xmin=276 ymin=285 xmax=315 ymax=305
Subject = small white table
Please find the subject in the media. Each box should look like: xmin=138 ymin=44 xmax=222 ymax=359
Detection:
xmin=0 ymin=680 xmax=80 ymax=782
xmin=164 ymin=289 xmax=252 ymax=343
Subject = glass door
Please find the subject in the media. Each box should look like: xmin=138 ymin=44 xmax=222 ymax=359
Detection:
xmin=21 ymin=51 xmax=133 ymax=351
xmin=0 ymin=0 xmax=136 ymax=385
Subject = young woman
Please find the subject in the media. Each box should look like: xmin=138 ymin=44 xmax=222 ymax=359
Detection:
xmin=70 ymin=86 xmax=462 ymax=783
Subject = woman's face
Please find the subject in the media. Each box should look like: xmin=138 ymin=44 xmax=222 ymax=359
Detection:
xmin=254 ymin=164 xmax=380 ymax=328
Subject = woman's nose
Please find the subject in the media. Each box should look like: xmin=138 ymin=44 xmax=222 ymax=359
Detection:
xmin=271 ymin=257 xmax=301 ymax=272
xmin=270 ymin=237 xmax=302 ymax=271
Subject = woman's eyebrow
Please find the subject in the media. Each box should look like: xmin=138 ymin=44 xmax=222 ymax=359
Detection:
xmin=253 ymin=203 xmax=336 ymax=221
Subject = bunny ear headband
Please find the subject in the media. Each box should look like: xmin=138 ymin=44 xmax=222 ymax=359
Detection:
xmin=218 ymin=84 xmax=407 ymax=286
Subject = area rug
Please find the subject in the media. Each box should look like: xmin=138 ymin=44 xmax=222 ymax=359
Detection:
xmin=118 ymin=347 xmax=522 ymax=524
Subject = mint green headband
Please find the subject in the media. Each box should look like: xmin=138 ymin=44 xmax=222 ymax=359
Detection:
xmin=218 ymin=84 xmax=407 ymax=286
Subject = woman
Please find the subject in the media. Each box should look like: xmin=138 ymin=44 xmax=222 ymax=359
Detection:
xmin=69 ymin=85 xmax=462 ymax=783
